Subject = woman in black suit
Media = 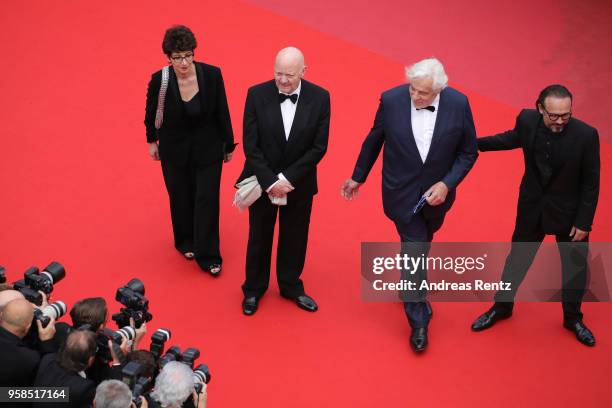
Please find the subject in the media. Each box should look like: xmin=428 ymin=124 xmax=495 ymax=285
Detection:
xmin=144 ymin=25 xmax=235 ymax=275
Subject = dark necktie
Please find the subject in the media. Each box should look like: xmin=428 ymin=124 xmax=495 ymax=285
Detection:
xmin=417 ymin=106 xmax=436 ymax=112
xmin=279 ymin=93 xmax=298 ymax=104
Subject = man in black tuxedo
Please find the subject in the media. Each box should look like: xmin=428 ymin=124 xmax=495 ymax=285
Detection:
xmin=237 ymin=47 xmax=330 ymax=315
xmin=0 ymin=298 xmax=57 ymax=386
xmin=33 ymin=330 xmax=101 ymax=408
xmin=471 ymin=85 xmax=600 ymax=347
xmin=342 ymin=58 xmax=478 ymax=352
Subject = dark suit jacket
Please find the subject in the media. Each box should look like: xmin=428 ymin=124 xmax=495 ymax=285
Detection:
xmin=478 ymin=109 xmax=600 ymax=233
xmin=0 ymin=326 xmax=52 ymax=386
xmin=33 ymin=354 xmax=96 ymax=408
xmin=237 ymin=79 xmax=331 ymax=202
xmin=352 ymin=85 xmax=478 ymax=225
xmin=144 ymin=61 xmax=235 ymax=166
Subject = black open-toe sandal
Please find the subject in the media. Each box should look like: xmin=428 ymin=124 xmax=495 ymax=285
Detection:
xmin=207 ymin=264 xmax=222 ymax=277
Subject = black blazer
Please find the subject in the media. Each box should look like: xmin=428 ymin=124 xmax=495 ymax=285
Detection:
xmin=478 ymin=109 xmax=600 ymax=233
xmin=33 ymin=354 xmax=96 ymax=408
xmin=352 ymin=85 xmax=478 ymax=226
xmin=144 ymin=62 xmax=235 ymax=166
xmin=237 ymin=79 xmax=331 ymax=201
xmin=0 ymin=326 xmax=46 ymax=387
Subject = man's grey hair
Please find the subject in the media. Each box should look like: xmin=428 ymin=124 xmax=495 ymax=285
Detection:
xmin=150 ymin=361 xmax=194 ymax=408
xmin=405 ymin=58 xmax=448 ymax=92
xmin=94 ymin=380 xmax=132 ymax=408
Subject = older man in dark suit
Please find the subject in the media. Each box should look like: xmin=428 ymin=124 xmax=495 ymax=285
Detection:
xmin=238 ymin=47 xmax=330 ymax=315
xmin=341 ymin=58 xmax=478 ymax=352
xmin=471 ymin=85 xmax=600 ymax=347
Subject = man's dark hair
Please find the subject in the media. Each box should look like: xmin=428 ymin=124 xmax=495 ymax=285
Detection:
xmin=128 ymin=350 xmax=157 ymax=378
xmin=536 ymin=84 xmax=573 ymax=109
xmin=57 ymin=330 xmax=97 ymax=372
xmin=70 ymin=297 xmax=107 ymax=331
xmin=162 ymin=25 xmax=197 ymax=56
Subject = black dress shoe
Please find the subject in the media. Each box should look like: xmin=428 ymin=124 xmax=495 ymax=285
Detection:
xmin=471 ymin=309 xmax=511 ymax=331
xmin=242 ymin=297 xmax=258 ymax=316
xmin=564 ymin=321 xmax=596 ymax=347
xmin=410 ymin=327 xmax=428 ymax=352
xmin=295 ymin=295 xmax=318 ymax=312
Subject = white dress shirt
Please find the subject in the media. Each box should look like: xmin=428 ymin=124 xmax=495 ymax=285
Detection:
xmin=279 ymin=81 xmax=301 ymax=140
xmin=267 ymin=82 xmax=301 ymax=192
xmin=410 ymin=93 xmax=440 ymax=163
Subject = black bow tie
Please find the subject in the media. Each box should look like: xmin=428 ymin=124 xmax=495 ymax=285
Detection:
xmin=417 ymin=106 xmax=436 ymax=112
xmin=279 ymin=93 xmax=298 ymax=104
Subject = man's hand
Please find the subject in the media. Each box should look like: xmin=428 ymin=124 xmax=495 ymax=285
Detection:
xmin=268 ymin=180 xmax=294 ymax=198
xmin=192 ymin=382 xmax=207 ymax=408
xmin=223 ymin=152 xmax=233 ymax=163
xmin=131 ymin=318 xmax=147 ymax=349
xmin=570 ymin=226 xmax=589 ymax=242
xmin=424 ymin=181 xmax=449 ymax=206
xmin=148 ymin=142 xmax=160 ymax=161
xmin=36 ymin=317 xmax=56 ymax=342
xmin=340 ymin=179 xmax=362 ymax=200
xmin=131 ymin=396 xmax=148 ymax=408
xmin=109 ymin=336 xmax=129 ymax=365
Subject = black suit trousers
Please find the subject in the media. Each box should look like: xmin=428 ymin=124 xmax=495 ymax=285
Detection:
xmin=493 ymin=221 xmax=588 ymax=324
xmin=242 ymin=195 xmax=313 ymax=299
xmin=161 ymin=159 xmax=223 ymax=268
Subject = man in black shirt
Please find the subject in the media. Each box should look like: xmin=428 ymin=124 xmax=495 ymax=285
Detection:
xmin=471 ymin=85 xmax=600 ymax=346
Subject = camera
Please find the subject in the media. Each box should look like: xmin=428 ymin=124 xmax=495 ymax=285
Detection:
xmin=33 ymin=301 xmax=67 ymax=328
xmin=0 ymin=265 xmax=6 ymax=284
xmin=193 ymin=363 xmax=211 ymax=393
xmin=122 ymin=361 xmax=151 ymax=408
xmin=158 ymin=345 xmax=182 ymax=368
xmin=96 ymin=326 xmax=136 ymax=363
xmin=149 ymin=328 xmax=171 ymax=360
xmin=13 ymin=262 xmax=66 ymax=305
xmin=112 ymin=278 xmax=153 ymax=329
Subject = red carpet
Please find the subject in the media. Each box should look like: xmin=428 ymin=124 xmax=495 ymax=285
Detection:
xmin=1 ymin=1 xmax=611 ymax=407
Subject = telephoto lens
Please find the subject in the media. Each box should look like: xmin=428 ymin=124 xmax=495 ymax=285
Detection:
xmin=40 ymin=262 xmax=66 ymax=287
xmin=158 ymin=346 xmax=181 ymax=368
xmin=150 ymin=328 xmax=171 ymax=360
xmin=116 ymin=326 xmax=136 ymax=342
xmin=193 ymin=364 xmax=211 ymax=385
xmin=0 ymin=266 xmax=6 ymax=284
xmin=33 ymin=301 xmax=67 ymax=328
xmin=181 ymin=348 xmax=200 ymax=368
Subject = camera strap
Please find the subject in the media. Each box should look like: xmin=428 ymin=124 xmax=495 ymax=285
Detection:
xmin=154 ymin=66 xmax=170 ymax=130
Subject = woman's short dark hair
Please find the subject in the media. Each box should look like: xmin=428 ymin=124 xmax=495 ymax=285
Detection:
xmin=536 ymin=84 xmax=573 ymax=109
xmin=162 ymin=25 xmax=197 ymax=56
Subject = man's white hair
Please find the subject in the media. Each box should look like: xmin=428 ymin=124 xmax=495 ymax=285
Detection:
xmin=405 ymin=58 xmax=448 ymax=92
xmin=150 ymin=361 xmax=194 ymax=408
xmin=94 ymin=380 xmax=131 ymax=408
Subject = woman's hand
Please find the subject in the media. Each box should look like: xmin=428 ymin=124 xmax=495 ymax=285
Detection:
xmin=148 ymin=142 xmax=160 ymax=161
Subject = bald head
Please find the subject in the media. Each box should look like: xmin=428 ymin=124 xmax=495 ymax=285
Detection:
xmin=0 ymin=298 xmax=33 ymax=337
xmin=274 ymin=46 xmax=306 ymax=94
xmin=0 ymin=289 xmax=25 ymax=312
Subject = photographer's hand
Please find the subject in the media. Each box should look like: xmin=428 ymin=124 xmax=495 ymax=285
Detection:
xmin=131 ymin=318 xmax=148 ymax=349
xmin=193 ymin=382 xmax=207 ymax=408
xmin=109 ymin=337 xmax=129 ymax=366
xmin=36 ymin=317 xmax=56 ymax=342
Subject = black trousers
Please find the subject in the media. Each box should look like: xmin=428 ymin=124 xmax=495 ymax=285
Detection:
xmin=160 ymin=159 xmax=223 ymax=269
xmin=493 ymin=221 xmax=588 ymax=324
xmin=242 ymin=195 xmax=313 ymax=299
xmin=395 ymin=212 xmax=446 ymax=329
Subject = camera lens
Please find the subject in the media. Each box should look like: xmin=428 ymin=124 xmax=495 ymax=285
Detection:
xmin=42 ymin=301 xmax=67 ymax=320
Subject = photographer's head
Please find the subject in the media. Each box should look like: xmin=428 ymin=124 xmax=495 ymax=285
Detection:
xmin=150 ymin=361 xmax=194 ymax=408
xmin=58 ymin=330 xmax=97 ymax=373
xmin=0 ymin=298 xmax=33 ymax=337
xmin=128 ymin=350 xmax=157 ymax=379
xmin=94 ymin=380 xmax=132 ymax=408
xmin=70 ymin=297 xmax=108 ymax=331
xmin=0 ymin=289 xmax=25 ymax=313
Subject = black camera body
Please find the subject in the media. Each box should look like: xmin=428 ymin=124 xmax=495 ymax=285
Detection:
xmin=0 ymin=266 xmax=6 ymax=284
xmin=121 ymin=361 xmax=151 ymax=408
xmin=112 ymin=279 xmax=152 ymax=329
xmin=149 ymin=328 xmax=171 ymax=360
xmin=96 ymin=326 xmax=135 ymax=364
xmin=13 ymin=262 xmax=65 ymax=306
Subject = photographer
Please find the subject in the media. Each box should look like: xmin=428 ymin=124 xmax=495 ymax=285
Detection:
xmin=94 ymin=379 xmax=148 ymax=408
xmin=0 ymin=298 xmax=56 ymax=386
xmin=147 ymin=361 xmax=207 ymax=408
xmin=33 ymin=329 xmax=99 ymax=407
